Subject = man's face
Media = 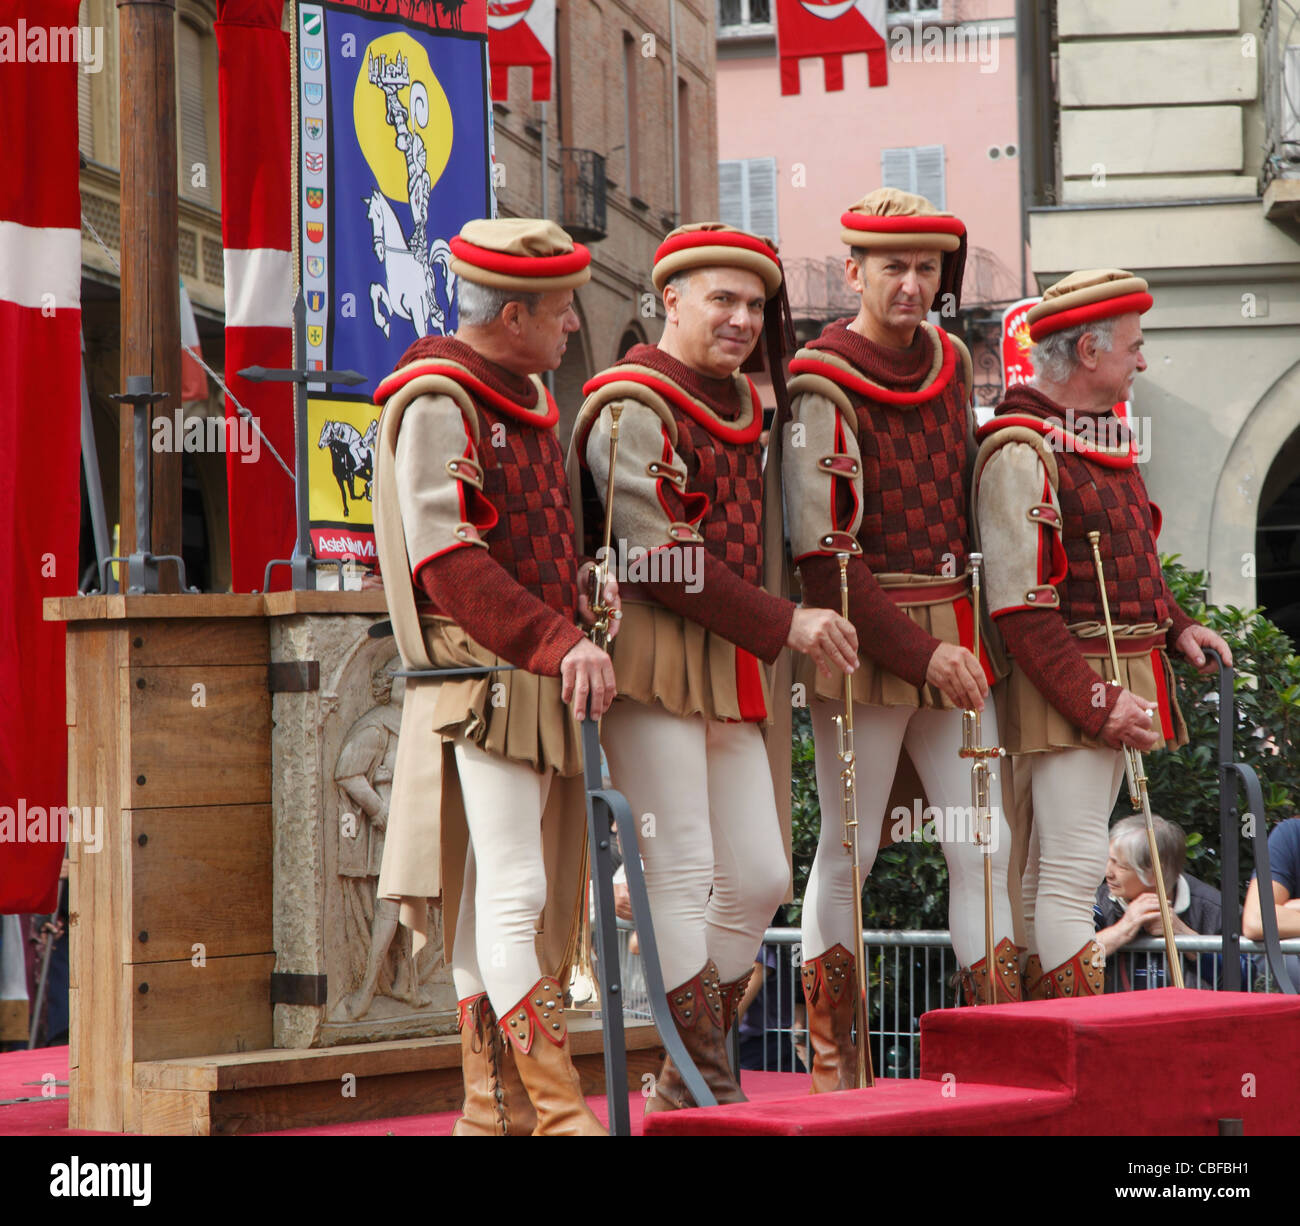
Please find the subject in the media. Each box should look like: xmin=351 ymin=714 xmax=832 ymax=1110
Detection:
xmin=1087 ymin=312 xmax=1146 ymax=404
xmin=848 ymin=249 xmax=943 ymax=332
xmin=664 ymin=267 xmax=767 ymax=378
xmin=509 ymin=289 xmax=581 ymax=373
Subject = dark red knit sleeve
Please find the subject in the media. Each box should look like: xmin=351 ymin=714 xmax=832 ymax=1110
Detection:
xmin=996 ymin=609 xmax=1121 ymax=739
xmin=1163 ymin=585 xmax=1198 ymax=655
xmin=418 ymin=548 xmax=586 ymax=677
xmin=640 ymin=547 xmax=795 ymax=664
xmin=798 ymin=555 xmax=939 ymax=689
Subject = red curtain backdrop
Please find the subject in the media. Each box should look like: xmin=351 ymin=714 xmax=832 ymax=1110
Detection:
xmin=215 ymin=0 xmax=295 ymax=592
xmin=0 ymin=0 xmax=83 ymax=913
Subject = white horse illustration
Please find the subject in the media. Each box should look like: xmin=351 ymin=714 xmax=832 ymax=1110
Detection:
xmin=365 ymin=187 xmax=454 ymax=340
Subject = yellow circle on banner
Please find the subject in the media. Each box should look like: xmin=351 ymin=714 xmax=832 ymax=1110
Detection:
xmin=353 ymin=32 xmax=453 ymax=204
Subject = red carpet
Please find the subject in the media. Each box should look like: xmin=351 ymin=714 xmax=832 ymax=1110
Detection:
xmin=10 ymin=991 xmax=1296 ymax=1136
xmin=645 ymin=990 xmax=1300 ymax=1136
xmin=0 ymin=1045 xmax=806 ymax=1136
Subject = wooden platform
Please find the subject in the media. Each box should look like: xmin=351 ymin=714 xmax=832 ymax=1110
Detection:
xmin=131 ymin=1017 xmax=663 ymax=1136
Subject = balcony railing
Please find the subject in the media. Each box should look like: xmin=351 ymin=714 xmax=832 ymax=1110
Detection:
xmin=560 ymin=148 xmax=607 ymax=245
xmin=1261 ymin=0 xmax=1300 ymax=189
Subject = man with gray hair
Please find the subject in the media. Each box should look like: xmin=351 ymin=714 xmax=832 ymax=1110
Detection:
xmin=1095 ymin=814 xmax=1223 ymax=990
xmin=972 ymin=268 xmax=1230 ymax=997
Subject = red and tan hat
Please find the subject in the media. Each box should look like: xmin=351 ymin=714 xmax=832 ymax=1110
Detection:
xmin=840 ymin=187 xmax=967 ymax=310
xmin=651 ymin=223 xmax=784 ymax=299
xmin=1027 ymin=268 xmax=1153 ymax=343
xmin=449 ymin=217 xmax=591 ymax=293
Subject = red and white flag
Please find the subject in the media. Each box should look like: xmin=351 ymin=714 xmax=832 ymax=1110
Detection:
xmin=216 ymin=0 xmax=295 ymax=592
xmin=0 ymin=0 xmax=83 ymax=913
xmin=488 ymin=0 xmax=554 ymax=101
xmin=179 ymin=279 xmax=209 ymax=403
xmin=776 ymin=0 xmax=888 ymax=95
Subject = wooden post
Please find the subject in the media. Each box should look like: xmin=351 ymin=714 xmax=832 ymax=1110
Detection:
xmin=118 ymin=0 xmax=182 ymax=589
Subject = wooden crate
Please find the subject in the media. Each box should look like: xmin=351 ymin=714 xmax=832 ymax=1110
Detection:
xmin=51 ymin=597 xmax=273 ymax=1133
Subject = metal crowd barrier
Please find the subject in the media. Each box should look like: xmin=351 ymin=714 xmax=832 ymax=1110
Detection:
xmin=613 ymin=925 xmax=1300 ymax=1081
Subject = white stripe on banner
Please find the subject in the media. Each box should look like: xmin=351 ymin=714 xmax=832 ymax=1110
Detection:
xmin=0 ymin=220 xmax=81 ymax=311
xmin=224 ymin=247 xmax=294 ymax=329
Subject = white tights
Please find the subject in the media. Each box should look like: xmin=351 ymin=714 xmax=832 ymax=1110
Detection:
xmin=449 ymin=736 xmax=553 ymax=1015
xmin=801 ymin=701 xmax=1014 ymax=968
xmin=601 ymin=700 xmax=790 ymax=987
xmin=1020 ymin=746 xmax=1126 ymax=971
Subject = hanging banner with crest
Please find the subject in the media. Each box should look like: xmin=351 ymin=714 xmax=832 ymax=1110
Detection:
xmin=294 ymin=0 xmax=494 ymax=569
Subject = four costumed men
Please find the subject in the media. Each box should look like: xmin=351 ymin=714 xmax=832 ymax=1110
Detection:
xmin=370 ymin=210 xmax=1224 ymax=1132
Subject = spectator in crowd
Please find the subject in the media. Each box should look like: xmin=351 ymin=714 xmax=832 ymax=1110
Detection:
xmin=1242 ymin=816 xmax=1300 ymax=987
xmin=1094 ymin=814 xmax=1222 ymax=990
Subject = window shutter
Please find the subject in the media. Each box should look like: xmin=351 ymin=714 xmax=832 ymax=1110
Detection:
xmin=77 ymin=1 xmax=92 ymax=158
xmin=880 ymin=145 xmax=945 ymax=209
xmin=915 ymin=145 xmax=946 ymax=209
xmin=746 ymin=157 xmax=778 ymax=243
xmin=178 ymin=22 xmax=210 ymax=206
xmin=881 ymin=147 xmax=914 ymax=193
xmin=718 ymin=160 xmax=745 ymax=229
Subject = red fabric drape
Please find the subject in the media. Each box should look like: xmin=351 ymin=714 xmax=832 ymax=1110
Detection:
xmin=0 ymin=0 xmax=83 ymax=913
xmin=216 ymin=0 xmax=295 ymax=592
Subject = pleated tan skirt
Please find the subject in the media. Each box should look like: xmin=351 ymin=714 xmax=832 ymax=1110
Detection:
xmin=608 ymin=601 xmax=772 ymax=724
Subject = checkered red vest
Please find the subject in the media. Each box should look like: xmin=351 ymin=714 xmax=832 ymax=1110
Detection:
xmin=472 ymin=399 xmax=581 ymax=620
xmin=1054 ymin=449 xmax=1169 ymax=627
xmin=668 ymin=407 xmax=766 ymax=588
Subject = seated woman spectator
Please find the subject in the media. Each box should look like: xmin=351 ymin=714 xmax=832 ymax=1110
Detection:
xmin=1094 ymin=815 xmax=1223 ymax=990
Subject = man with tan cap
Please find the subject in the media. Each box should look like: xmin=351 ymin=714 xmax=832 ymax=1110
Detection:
xmin=567 ymin=223 xmax=858 ymax=1110
xmin=972 ymin=268 xmax=1230 ymax=997
xmin=784 ymin=189 xmax=1017 ymax=1091
xmin=372 ymin=218 xmax=617 ymax=1136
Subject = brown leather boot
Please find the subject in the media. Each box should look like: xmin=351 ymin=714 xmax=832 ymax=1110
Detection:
xmin=499 ymin=977 xmax=607 ymax=1136
xmin=801 ymin=944 xmax=857 ymax=1093
xmin=451 ymin=994 xmax=537 ymax=1136
xmin=1040 ymin=940 xmax=1106 ymax=998
xmin=719 ymin=966 xmax=754 ymax=1038
xmin=1024 ymin=953 xmax=1048 ymax=1000
xmin=644 ymin=960 xmax=745 ymax=1114
xmin=959 ymin=938 xmax=1025 ymax=1006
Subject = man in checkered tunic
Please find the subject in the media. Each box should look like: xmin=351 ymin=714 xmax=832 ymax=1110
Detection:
xmin=972 ymin=269 xmax=1230 ymax=998
xmin=568 ymin=224 xmax=858 ymax=1111
xmin=784 ymin=189 xmax=1017 ymax=1093
xmin=372 ymin=218 xmax=617 ymax=1136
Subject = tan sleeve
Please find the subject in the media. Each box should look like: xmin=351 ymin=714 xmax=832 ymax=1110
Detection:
xmin=586 ymin=399 xmax=702 ymax=550
xmin=783 ymin=390 xmax=863 ymax=561
xmin=393 ymin=392 xmax=490 ymax=574
xmin=975 ymin=440 xmax=1063 ymax=617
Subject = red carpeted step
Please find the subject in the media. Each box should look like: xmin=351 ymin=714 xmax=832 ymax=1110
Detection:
xmin=646 ymin=990 xmax=1300 ymax=1136
xmin=642 ymin=1078 xmax=1072 ymax=1136
xmin=921 ymin=988 xmax=1300 ymax=1136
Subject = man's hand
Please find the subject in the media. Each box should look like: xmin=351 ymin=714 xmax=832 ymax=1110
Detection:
xmin=576 ymin=563 xmax=622 ymax=641
xmin=786 ymin=608 xmax=858 ymax=678
xmin=561 ymin=637 xmax=616 ymax=719
xmin=1176 ymin=624 xmax=1232 ymax=673
xmin=1099 ymin=687 xmax=1160 ymax=751
xmin=924 ymin=643 xmax=988 ymax=711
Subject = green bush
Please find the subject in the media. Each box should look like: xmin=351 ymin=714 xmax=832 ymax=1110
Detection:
xmin=1137 ymin=557 xmax=1300 ymax=901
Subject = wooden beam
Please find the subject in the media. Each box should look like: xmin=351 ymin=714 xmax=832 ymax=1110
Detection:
xmin=118 ymin=0 xmax=182 ymax=589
